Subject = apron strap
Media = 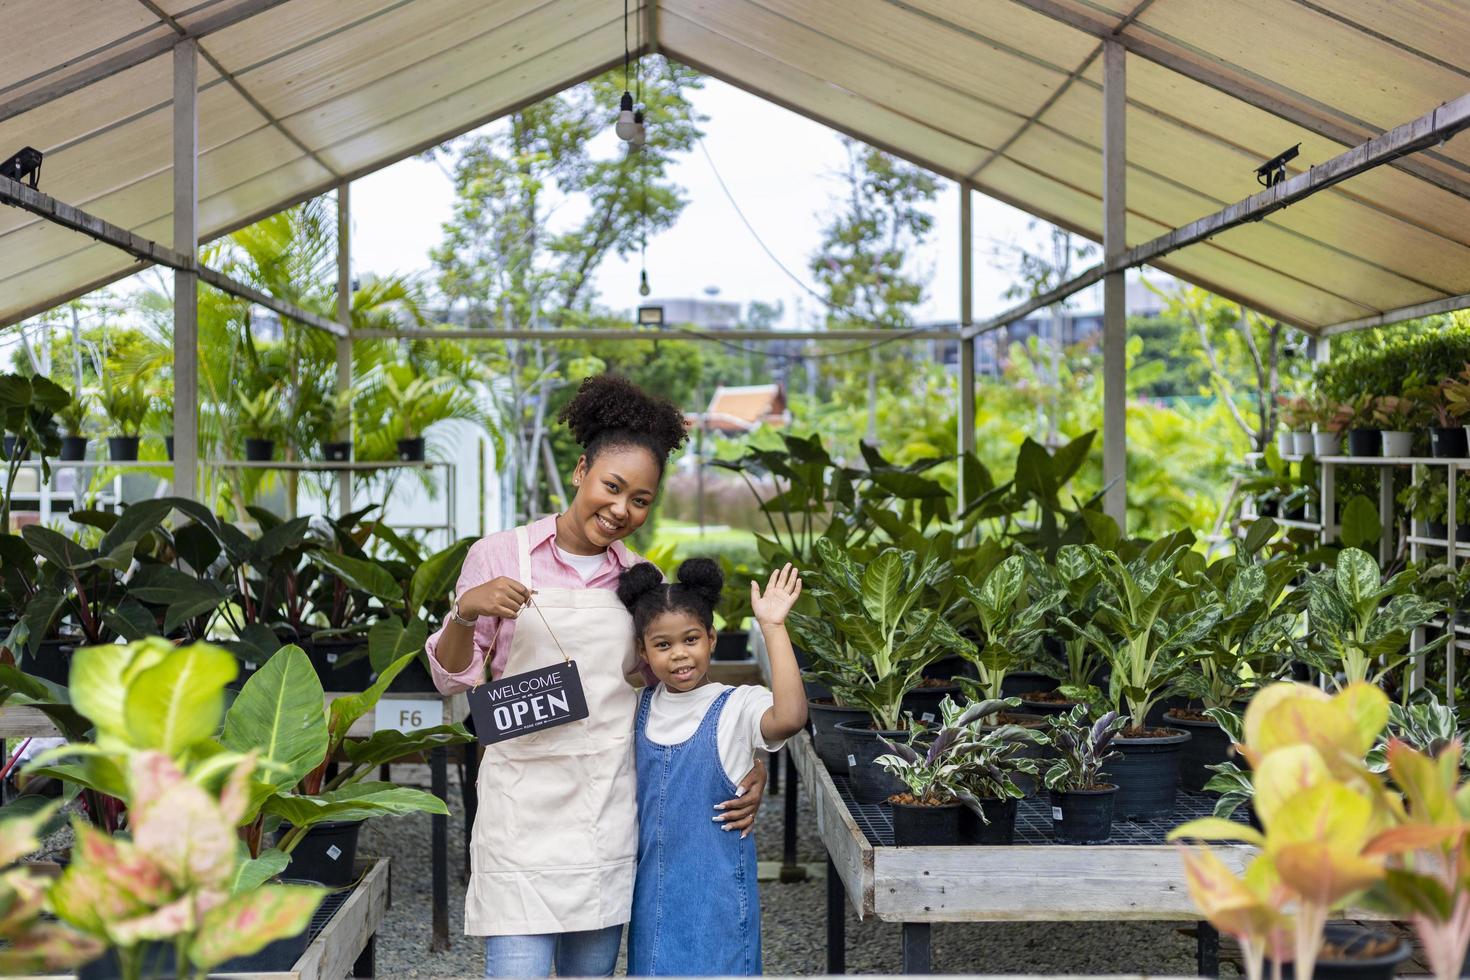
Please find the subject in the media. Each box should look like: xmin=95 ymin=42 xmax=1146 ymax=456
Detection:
xmin=515 ymin=524 xmax=534 ymax=588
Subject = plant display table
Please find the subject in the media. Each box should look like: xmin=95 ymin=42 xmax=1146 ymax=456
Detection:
xmin=787 ymin=730 xmax=1253 ymax=975
xmin=0 ymin=694 xmax=460 ymax=951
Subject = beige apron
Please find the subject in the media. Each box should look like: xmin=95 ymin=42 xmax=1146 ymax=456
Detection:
xmin=464 ymin=525 xmax=640 ymax=936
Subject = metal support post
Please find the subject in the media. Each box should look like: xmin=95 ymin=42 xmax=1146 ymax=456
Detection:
xmin=826 ymin=856 xmax=845 ymax=974
xmin=901 ymin=922 xmax=932 ymax=974
xmin=779 ymin=746 xmax=805 ymax=882
xmin=957 ymin=185 xmax=976 ymax=512
xmin=336 ymin=183 xmax=352 ymax=516
xmin=1196 ymin=921 xmax=1219 ymax=977
xmin=431 ymin=746 xmax=449 ymax=951
xmin=1101 ymin=39 xmax=1127 ymax=529
xmin=172 ymin=40 xmax=199 ymax=500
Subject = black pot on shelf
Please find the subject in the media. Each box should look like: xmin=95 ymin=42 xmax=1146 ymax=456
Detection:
xmin=1018 ymin=692 xmax=1082 ymax=717
xmin=59 ymin=436 xmax=87 ymax=461
xmin=18 ymin=636 xmax=77 ymax=685
xmin=1146 ymin=695 xmax=1198 ymax=729
xmin=1000 ymin=671 xmax=1058 ymax=699
xmin=164 ymin=435 xmax=174 ymax=460
xmin=712 ymin=628 xmax=750 ymax=661
xmin=901 ymin=679 xmax=964 ymax=723
xmin=1431 ymin=426 xmax=1469 ymax=458
xmin=959 ymin=797 xmax=1018 ymax=845
xmin=1100 ymin=728 xmax=1191 ymax=820
xmin=275 ymin=820 xmax=363 ymax=886
xmin=107 ymin=435 xmax=139 ymax=461
xmin=322 ymin=440 xmax=352 ymax=462
xmin=890 ymin=799 xmax=962 ymax=846
xmin=834 ymin=719 xmax=908 ymax=804
xmin=300 ymin=636 xmax=373 ymax=691
xmin=1256 ymin=498 xmax=1280 ymax=518
xmin=1428 ymin=520 xmax=1450 ymax=540
xmin=245 ymin=437 xmax=275 ymax=462
xmin=1347 ymin=428 xmax=1382 ymax=457
xmin=808 ymin=700 xmax=870 ymax=775
xmin=795 ymin=646 xmax=831 ymax=701
xmin=1 ymin=435 xmax=30 ymax=460
xmin=397 ymin=437 xmax=426 ymax=461
xmin=1275 ymin=923 xmax=1411 ymax=980
xmin=1167 ymin=711 xmax=1231 ymax=792
xmin=1049 ymin=786 xmax=1116 ymax=843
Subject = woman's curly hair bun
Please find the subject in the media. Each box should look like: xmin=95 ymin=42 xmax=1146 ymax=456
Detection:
xmin=557 ymin=375 xmax=688 ymax=463
xmin=674 ymin=558 xmax=723 ymax=612
xmin=616 ymin=561 xmax=665 ymax=613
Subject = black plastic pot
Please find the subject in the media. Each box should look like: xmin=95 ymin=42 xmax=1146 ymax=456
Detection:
xmin=1423 ymin=520 xmax=1470 ymax=542
xmin=1277 ymin=923 xmax=1412 ymax=980
xmin=1257 ymin=498 xmax=1280 ymax=517
xmin=59 ymin=435 xmax=87 ymax=461
xmin=1146 ymin=695 xmax=1197 ymax=728
xmin=901 ymin=680 xmax=963 ymax=723
xmin=300 ymin=636 xmax=373 ymax=691
xmin=1000 ymin=671 xmax=1058 ymax=699
xmin=809 ymin=700 xmax=871 ymax=775
xmin=795 ymin=646 xmax=831 ymax=701
xmin=1018 ymin=693 xmax=1082 ymax=717
xmin=1050 ymin=786 xmax=1116 ymax=843
xmin=245 ymin=437 xmax=275 ymax=462
xmin=890 ymin=799 xmax=962 ymax=846
xmin=1168 ymin=712 xmax=1231 ymax=792
xmin=107 ymin=435 xmax=139 ymax=461
xmin=164 ymin=435 xmax=174 ymax=460
xmin=834 ymin=720 xmax=908 ymax=804
xmin=397 ymin=437 xmax=426 ymax=461
xmin=1347 ymin=428 xmax=1382 ymax=457
xmin=959 ymin=797 xmax=1018 ymax=845
xmin=1100 ymin=728 xmax=1191 ymax=820
xmin=712 ymin=628 xmax=750 ymax=661
xmin=79 ymin=941 xmax=175 ymax=980
xmin=382 ymin=654 xmax=439 ymax=692
xmin=19 ymin=636 xmax=76 ymax=685
xmin=276 ymin=820 xmax=362 ymax=886
xmin=1 ymin=435 xmax=29 ymax=460
xmin=322 ymin=440 xmax=352 ymax=462
xmin=1432 ymin=426 xmax=1469 ymax=458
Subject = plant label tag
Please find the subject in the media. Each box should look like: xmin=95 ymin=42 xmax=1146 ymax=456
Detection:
xmin=469 ymin=662 xmax=589 ymax=745
xmin=846 ymin=754 xmax=857 ymax=769
xmin=921 ymin=712 xmax=935 ymax=722
xmin=326 ymin=845 xmax=342 ymax=862
xmin=1051 ymin=806 xmax=1064 ymax=822
xmin=326 ymin=652 xmax=339 ymax=664
xmin=373 ymin=698 xmax=444 ymax=734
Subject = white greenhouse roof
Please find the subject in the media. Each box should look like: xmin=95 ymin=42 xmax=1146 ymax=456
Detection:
xmin=2 ymin=0 xmax=1469 ymax=333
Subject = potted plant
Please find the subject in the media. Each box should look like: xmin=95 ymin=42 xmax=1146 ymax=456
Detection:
xmin=942 ymin=697 xmax=1047 ymax=845
xmin=1443 ymin=367 xmax=1470 ymax=458
xmin=875 ymin=708 xmax=974 ymax=847
xmin=56 ymin=388 xmax=91 ymax=461
xmin=1372 ymin=393 xmax=1426 ymax=457
xmin=790 ymin=538 xmax=973 ymax=803
xmin=1409 ymin=378 xmax=1468 ymax=458
xmin=1085 ymin=542 xmax=1222 ymax=819
xmin=314 ymin=387 xmax=355 ymax=462
xmin=98 ymin=368 xmax=148 ymax=461
xmin=239 ymin=384 xmax=284 ymax=462
xmin=382 ymin=364 xmax=458 ymax=462
xmin=1345 ymin=392 xmax=1382 ymax=457
xmin=1043 ymin=706 xmax=1124 ymax=843
xmin=0 ymin=373 xmax=67 ymax=533
xmin=954 ymin=553 xmax=1059 ymax=705
xmin=1017 ymin=545 xmax=1105 ymax=717
xmin=1310 ymin=392 xmax=1352 ymax=456
xmin=1277 ymin=396 xmax=1313 ymax=456
xmin=712 ymin=555 xmax=756 ymax=661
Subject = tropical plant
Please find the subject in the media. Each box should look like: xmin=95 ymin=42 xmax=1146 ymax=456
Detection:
xmin=1024 ymin=544 xmax=1106 ymax=703
xmin=1171 ymin=682 xmax=1397 ymax=980
xmin=1042 ymin=706 xmax=1124 ymax=792
xmin=1442 ymin=367 xmax=1470 ymax=424
xmin=788 ymin=537 xmax=973 ymax=731
xmin=1364 ymin=696 xmax=1467 ymax=776
xmin=1277 ymin=396 xmax=1312 ymax=432
xmin=877 ymin=695 xmax=1043 ymax=809
xmin=1085 ymin=540 xmax=1223 ymax=731
xmin=238 ymin=385 xmax=284 ymax=441
xmin=0 ymin=372 xmax=67 ymax=533
xmin=1372 ymin=393 xmax=1430 ymax=431
xmin=1406 ymin=379 xmax=1459 ymax=428
xmin=98 ymin=367 xmax=149 ymax=437
xmin=0 ymin=802 xmax=104 ymax=975
xmin=57 ymin=388 xmax=92 ymax=437
xmin=1201 ymin=706 xmax=1252 ymax=819
xmin=1299 ymin=547 xmax=1444 ymax=688
xmin=954 ymin=553 xmax=1059 ymax=700
xmin=1307 ymin=390 xmax=1354 ymax=434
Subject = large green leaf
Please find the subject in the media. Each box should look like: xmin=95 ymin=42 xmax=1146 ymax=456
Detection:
xmin=265 ymin=781 xmax=449 ymax=828
xmin=222 ymin=646 xmax=326 ymax=792
xmin=310 ymin=551 xmax=401 ymax=604
xmin=1339 ymin=496 xmax=1381 ymax=550
xmin=95 ymin=499 xmax=172 ymax=569
xmin=1335 ymin=548 xmax=1381 ymax=614
xmin=341 ymin=725 xmax=473 ymax=769
xmin=327 ymin=652 xmax=416 ymax=748
xmin=20 ymin=525 xmax=91 ymax=571
xmin=122 ymin=644 xmax=238 ymax=754
xmin=367 ymin=617 xmax=429 ymax=674
xmin=409 ymin=538 xmax=471 ymax=613
xmin=228 ymin=847 xmax=291 ymax=895
xmin=859 ymin=550 xmax=904 ymax=628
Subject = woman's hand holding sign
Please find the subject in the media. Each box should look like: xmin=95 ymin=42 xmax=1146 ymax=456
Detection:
xmin=460 ymin=576 xmax=533 ymax=619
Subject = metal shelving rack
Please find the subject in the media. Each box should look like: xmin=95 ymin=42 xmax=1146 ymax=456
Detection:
xmin=1241 ymin=451 xmax=1470 ymax=694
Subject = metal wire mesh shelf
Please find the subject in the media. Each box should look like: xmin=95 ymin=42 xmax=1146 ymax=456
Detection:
xmin=832 ymin=772 xmax=1245 ymax=847
xmin=304 ymin=886 xmax=351 ymax=944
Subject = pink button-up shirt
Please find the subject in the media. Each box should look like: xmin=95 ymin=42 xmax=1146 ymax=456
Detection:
xmin=426 ymin=514 xmax=645 ymax=694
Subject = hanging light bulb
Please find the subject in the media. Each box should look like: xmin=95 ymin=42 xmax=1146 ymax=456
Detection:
xmin=615 ymin=91 xmax=637 ymax=140
xmin=629 ymin=109 xmax=647 ymax=151
xmin=639 ymin=269 xmax=651 ymax=297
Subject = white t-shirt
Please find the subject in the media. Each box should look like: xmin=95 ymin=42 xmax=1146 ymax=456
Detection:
xmin=642 ymin=682 xmax=786 ymax=785
xmin=555 ymin=545 xmax=606 ymax=582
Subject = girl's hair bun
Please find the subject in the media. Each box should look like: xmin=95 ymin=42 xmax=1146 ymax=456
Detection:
xmin=674 ymin=557 xmax=723 ymax=613
xmin=616 ymin=561 xmax=665 ymax=613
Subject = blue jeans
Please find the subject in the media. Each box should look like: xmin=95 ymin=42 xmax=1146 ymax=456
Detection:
xmin=484 ymin=924 xmax=623 ymax=977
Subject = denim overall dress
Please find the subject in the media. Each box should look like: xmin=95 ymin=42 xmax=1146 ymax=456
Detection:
xmin=628 ymin=687 xmax=761 ymax=976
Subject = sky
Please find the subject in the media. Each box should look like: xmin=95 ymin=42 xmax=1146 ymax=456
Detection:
xmin=346 ymin=74 xmax=1082 ymax=330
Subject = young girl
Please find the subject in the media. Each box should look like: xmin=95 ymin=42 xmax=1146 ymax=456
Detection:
xmin=616 ymin=558 xmax=808 ymax=977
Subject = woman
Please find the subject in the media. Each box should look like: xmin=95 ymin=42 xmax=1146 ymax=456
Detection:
xmin=428 ymin=375 xmax=766 ymax=978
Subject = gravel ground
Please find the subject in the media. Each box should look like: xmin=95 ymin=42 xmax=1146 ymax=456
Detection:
xmin=359 ymin=759 xmax=1236 ymax=978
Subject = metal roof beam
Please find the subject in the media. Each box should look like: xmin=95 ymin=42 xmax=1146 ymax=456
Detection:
xmin=0 ymin=0 xmax=292 ymax=123
xmin=1322 ymin=292 xmax=1470 ymax=336
xmin=1009 ymin=0 xmax=1470 ymax=203
xmin=0 ymin=174 xmax=346 ymax=338
xmin=353 ymin=327 xmax=961 ymax=342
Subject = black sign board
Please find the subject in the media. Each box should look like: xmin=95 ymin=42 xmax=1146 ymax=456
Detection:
xmin=468 ymin=661 xmax=589 ymax=745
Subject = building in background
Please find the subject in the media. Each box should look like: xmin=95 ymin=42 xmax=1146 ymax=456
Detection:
xmin=689 ymin=383 xmax=790 ymax=436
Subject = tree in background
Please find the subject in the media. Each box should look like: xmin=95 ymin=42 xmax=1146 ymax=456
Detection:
xmin=808 ymin=139 xmax=939 ymax=442
xmin=430 ymin=59 xmax=705 ymax=523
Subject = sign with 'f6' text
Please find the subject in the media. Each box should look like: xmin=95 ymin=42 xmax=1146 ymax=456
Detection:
xmin=468 ymin=661 xmax=589 ymax=745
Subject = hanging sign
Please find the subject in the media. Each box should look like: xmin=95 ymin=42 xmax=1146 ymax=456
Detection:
xmin=468 ymin=661 xmax=589 ymax=745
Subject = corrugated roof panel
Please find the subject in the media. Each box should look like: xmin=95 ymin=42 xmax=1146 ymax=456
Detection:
xmin=899 ymin=0 xmax=1103 ymax=69
xmin=204 ymin=0 xmax=418 ymax=73
xmin=2 ymin=4 xmax=163 ymax=103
